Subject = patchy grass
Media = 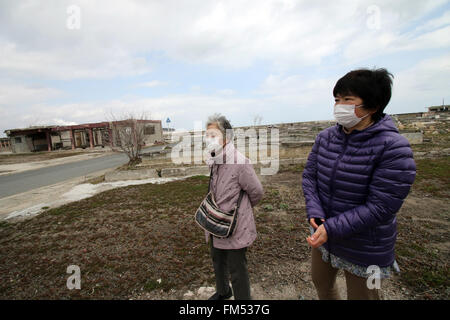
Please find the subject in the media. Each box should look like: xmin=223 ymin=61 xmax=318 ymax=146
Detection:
xmin=0 ymin=170 xmax=309 ymax=300
xmin=84 ymin=175 xmax=105 ymax=185
xmin=279 ymin=163 xmax=306 ymax=174
xmin=0 ymin=221 xmax=10 ymax=229
xmin=0 ymin=156 xmax=449 ymax=300
xmin=394 ymin=156 xmax=450 ymax=299
xmin=0 ymin=175 xmax=212 ymax=299
xmin=412 ymin=157 xmax=450 ymax=198
xmin=396 ymin=214 xmax=450 ymax=299
xmin=280 ymin=158 xmax=450 ymax=300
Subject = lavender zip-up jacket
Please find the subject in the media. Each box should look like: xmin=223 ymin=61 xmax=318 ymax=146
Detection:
xmin=302 ymin=114 xmax=416 ymax=267
xmin=205 ymin=142 xmax=264 ymax=250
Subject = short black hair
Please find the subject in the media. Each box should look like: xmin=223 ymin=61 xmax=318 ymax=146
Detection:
xmin=333 ymin=68 xmax=394 ymax=122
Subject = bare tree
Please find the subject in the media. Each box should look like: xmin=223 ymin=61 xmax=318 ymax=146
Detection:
xmin=107 ymin=110 xmax=150 ymax=167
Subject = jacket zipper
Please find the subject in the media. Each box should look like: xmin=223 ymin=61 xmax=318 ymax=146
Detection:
xmin=328 ymin=134 xmax=349 ymax=212
xmin=327 ymin=133 xmax=349 ymax=261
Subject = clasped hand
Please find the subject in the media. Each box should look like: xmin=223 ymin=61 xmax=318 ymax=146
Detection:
xmin=306 ymin=218 xmax=328 ymax=248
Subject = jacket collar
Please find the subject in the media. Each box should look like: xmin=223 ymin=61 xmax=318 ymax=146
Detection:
xmin=206 ymin=141 xmax=236 ymax=167
xmin=334 ymin=114 xmax=399 ymax=142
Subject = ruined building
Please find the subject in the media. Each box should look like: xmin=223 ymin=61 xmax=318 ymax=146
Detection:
xmin=4 ymin=120 xmax=163 ymax=153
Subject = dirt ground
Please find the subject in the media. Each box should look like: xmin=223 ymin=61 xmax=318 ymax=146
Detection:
xmin=134 ymin=162 xmax=449 ymax=301
xmin=0 ymin=156 xmax=448 ymax=300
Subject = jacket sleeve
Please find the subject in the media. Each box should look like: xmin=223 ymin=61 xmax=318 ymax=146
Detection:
xmin=302 ymin=135 xmax=326 ymax=220
xmin=238 ymin=163 xmax=264 ymax=207
xmin=323 ymin=137 xmax=416 ymax=240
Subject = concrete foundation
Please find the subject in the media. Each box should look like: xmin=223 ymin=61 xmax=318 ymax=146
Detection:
xmin=400 ymin=132 xmax=424 ymax=145
xmin=105 ymin=168 xmax=159 ymax=182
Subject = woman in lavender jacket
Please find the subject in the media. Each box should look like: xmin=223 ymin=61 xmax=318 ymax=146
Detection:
xmin=302 ymin=69 xmax=416 ymax=300
xmin=204 ymin=114 xmax=264 ymax=300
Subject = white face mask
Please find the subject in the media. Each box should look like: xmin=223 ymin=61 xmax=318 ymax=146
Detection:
xmin=334 ymin=104 xmax=370 ymax=128
xmin=205 ymin=136 xmax=223 ymax=157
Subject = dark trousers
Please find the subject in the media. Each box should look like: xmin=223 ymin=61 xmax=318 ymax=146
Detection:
xmin=210 ymin=238 xmax=251 ymax=300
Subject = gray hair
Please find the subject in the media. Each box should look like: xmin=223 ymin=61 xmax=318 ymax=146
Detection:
xmin=206 ymin=113 xmax=234 ymax=142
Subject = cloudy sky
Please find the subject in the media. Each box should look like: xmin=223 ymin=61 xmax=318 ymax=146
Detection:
xmin=1 ymin=0 xmax=449 ymax=137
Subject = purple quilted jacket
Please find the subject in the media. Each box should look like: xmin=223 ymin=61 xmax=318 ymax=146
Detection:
xmin=302 ymin=114 xmax=416 ymax=267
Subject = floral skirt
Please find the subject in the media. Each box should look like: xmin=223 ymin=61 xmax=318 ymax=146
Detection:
xmin=309 ymin=226 xmax=400 ymax=279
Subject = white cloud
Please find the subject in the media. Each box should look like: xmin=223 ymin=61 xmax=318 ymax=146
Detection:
xmin=398 ymin=25 xmax=450 ymax=51
xmin=1 ymin=93 xmax=258 ymax=135
xmin=391 ymin=52 xmax=450 ymax=112
xmin=255 ymin=73 xmax=338 ymax=121
xmin=343 ymin=7 xmax=450 ymax=62
xmin=137 ymin=80 xmax=168 ymax=88
xmin=0 ymin=83 xmax=62 ymax=105
xmin=34 ymin=118 xmax=78 ymax=126
xmin=414 ymin=11 xmax=450 ymax=32
xmin=0 ymin=76 xmax=333 ymax=137
xmin=1 ymin=0 xmax=449 ymax=136
xmin=216 ymin=89 xmax=235 ymax=96
xmin=1 ymin=50 xmax=449 ymax=138
xmin=0 ymin=41 xmax=151 ymax=80
xmin=1 ymin=0 xmax=448 ymax=78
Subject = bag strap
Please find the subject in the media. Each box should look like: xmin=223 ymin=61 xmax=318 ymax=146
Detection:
xmin=208 ymin=165 xmax=213 ymax=192
xmin=209 ymin=163 xmax=245 ymax=210
xmin=235 ymin=189 xmax=245 ymax=210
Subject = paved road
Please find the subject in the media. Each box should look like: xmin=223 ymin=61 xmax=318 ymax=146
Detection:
xmin=0 ymin=145 xmax=167 ymax=199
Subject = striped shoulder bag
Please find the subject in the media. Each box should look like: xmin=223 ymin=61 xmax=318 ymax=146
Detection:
xmin=195 ymin=165 xmax=245 ymax=238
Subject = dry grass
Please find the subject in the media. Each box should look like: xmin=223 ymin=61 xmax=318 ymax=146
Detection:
xmin=0 ymin=176 xmax=212 ymax=299
xmin=0 ymin=158 xmax=449 ymax=300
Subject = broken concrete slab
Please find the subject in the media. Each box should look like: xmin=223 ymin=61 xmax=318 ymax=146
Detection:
xmin=185 ymin=166 xmax=210 ymax=176
xmin=160 ymin=166 xmax=209 ymax=178
xmin=1 ymin=173 xmax=189 ymax=222
xmin=160 ymin=167 xmax=186 ymax=177
xmin=281 ymin=141 xmax=315 ymax=147
xmin=105 ymin=168 xmax=159 ymax=182
xmin=400 ymin=132 xmax=423 ymax=145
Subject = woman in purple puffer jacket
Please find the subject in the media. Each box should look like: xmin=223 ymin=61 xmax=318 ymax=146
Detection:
xmin=302 ymin=68 xmax=416 ymax=300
